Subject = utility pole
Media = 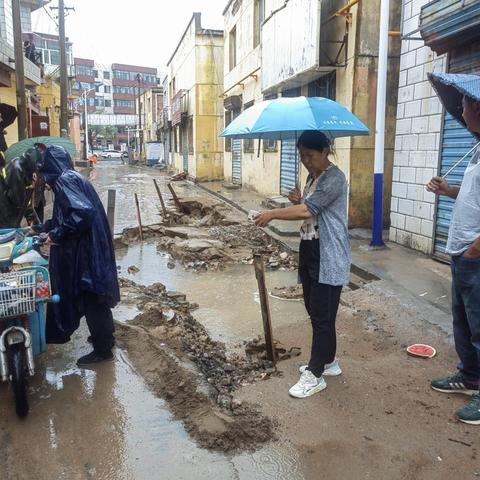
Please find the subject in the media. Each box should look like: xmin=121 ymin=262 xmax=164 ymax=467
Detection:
xmin=371 ymin=0 xmax=390 ymax=248
xmin=12 ymin=0 xmax=28 ymax=140
xmin=83 ymin=90 xmax=89 ymax=159
xmin=58 ymin=0 xmax=69 ymax=136
xmin=136 ymin=73 xmax=143 ymax=159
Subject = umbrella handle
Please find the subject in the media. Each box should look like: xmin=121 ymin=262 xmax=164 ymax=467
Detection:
xmin=441 ymin=141 xmax=480 ymax=180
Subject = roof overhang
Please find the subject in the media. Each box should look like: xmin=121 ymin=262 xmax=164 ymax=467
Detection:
xmin=419 ymin=0 xmax=480 ymax=55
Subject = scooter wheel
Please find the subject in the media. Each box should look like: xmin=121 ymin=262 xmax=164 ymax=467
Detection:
xmin=8 ymin=345 xmax=29 ymax=418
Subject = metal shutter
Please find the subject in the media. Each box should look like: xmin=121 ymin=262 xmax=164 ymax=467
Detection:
xmin=433 ymin=43 xmax=480 ymax=259
xmin=280 ymin=140 xmax=298 ymax=195
xmin=232 ymin=139 xmax=242 ymax=185
xmin=280 ymin=87 xmax=301 ymax=195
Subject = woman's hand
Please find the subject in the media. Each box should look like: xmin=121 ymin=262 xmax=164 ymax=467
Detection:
xmin=254 ymin=210 xmax=274 ymax=227
xmin=288 ymin=187 xmax=302 ymax=205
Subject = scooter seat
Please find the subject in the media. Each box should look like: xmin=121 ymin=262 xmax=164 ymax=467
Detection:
xmin=0 ymin=231 xmax=18 ymax=245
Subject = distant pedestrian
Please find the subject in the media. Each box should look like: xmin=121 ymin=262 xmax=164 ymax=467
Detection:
xmin=31 ymin=145 xmax=120 ymax=366
xmin=427 ymin=74 xmax=480 ymax=425
xmin=255 ymin=131 xmax=350 ymax=398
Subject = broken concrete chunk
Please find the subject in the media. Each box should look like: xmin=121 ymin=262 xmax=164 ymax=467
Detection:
xmin=166 ymin=291 xmax=187 ymax=302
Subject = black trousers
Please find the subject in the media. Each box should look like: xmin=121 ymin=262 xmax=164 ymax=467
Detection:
xmin=299 ymin=240 xmax=342 ymax=378
xmin=83 ymin=292 xmax=115 ymax=354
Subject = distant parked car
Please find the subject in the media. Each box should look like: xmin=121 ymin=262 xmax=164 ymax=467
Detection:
xmin=100 ymin=150 xmax=123 ymax=159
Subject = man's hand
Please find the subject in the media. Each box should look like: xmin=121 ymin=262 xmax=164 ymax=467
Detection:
xmin=254 ymin=210 xmax=274 ymax=227
xmin=288 ymin=187 xmax=302 ymax=205
xmin=426 ymin=176 xmax=450 ymax=195
xmin=26 ymin=227 xmax=35 ymax=236
xmin=44 ymin=234 xmax=58 ymax=247
xmin=463 ymin=244 xmax=480 ymax=259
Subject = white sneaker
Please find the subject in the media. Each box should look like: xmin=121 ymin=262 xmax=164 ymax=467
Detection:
xmin=289 ymin=370 xmax=327 ymax=398
xmin=299 ymin=359 xmax=342 ymax=376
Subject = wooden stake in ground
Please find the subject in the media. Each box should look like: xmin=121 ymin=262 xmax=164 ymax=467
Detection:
xmin=153 ymin=179 xmax=168 ymax=219
xmin=134 ymin=193 xmax=144 ymax=241
xmin=167 ymin=182 xmax=183 ymax=212
xmin=253 ymin=254 xmax=276 ymax=364
xmin=107 ymin=189 xmax=116 ymax=237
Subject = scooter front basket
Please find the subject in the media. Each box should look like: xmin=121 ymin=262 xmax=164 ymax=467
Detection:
xmin=0 ymin=270 xmax=37 ymax=318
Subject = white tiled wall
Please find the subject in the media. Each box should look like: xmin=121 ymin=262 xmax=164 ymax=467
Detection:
xmin=389 ymin=0 xmax=446 ymax=254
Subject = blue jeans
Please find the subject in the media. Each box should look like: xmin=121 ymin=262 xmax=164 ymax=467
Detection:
xmin=451 ymin=255 xmax=480 ymax=384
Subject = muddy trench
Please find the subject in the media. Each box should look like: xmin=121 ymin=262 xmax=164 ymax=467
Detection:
xmin=113 ymin=194 xmax=303 ymax=452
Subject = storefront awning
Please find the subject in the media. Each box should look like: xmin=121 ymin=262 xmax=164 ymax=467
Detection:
xmin=419 ymin=0 xmax=480 ymax=55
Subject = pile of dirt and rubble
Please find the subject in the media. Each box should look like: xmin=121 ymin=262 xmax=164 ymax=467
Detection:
xmin=157 ymin=223 xmax=298 ymax=272
xmin=116 ymin=278 xmax=282 ymax=452
xmin=117 ymin=195 xmax=297 ymax=272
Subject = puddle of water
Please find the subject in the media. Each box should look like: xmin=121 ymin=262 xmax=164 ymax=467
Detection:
xmin=116 ymin=241 xmax=308 ymax=347
xmin=90 ymin=164 xmax=205 ymax=234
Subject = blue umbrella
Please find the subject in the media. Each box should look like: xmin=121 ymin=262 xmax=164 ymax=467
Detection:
xmin=428 ymin=73 xmax=480 ymax=134
xmin=220 ymin=96 xmax=369 ymax=140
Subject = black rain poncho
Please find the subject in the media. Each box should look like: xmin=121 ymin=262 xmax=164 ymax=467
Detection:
xmin=34 ymin=146 xmax=120 ymax=343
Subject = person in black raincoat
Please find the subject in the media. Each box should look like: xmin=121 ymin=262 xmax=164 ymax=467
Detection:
xmin=32 ymin=145 xmax=120 ymax=366
xmin=0 ymin=103 xmax=18 ymax=167
xmin=0 ymin=148 xmax=40 ymax=228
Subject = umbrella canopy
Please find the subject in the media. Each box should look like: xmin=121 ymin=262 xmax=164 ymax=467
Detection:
xmin=428 ymin=73 xmax=480 ymax=130
xmin=220 ymin=96 xmax=369 ymax=140
xmin=5 ymin=136 xmax=76 ymax=163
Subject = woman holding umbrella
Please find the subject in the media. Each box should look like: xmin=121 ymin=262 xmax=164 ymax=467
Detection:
xmin=255 ymin=130 xmax=351 ymax=398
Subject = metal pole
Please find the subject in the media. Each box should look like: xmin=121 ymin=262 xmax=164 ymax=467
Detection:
xmin=371 ymin=0 xmax=390 ymax=248
xmin=167 ymin=182 xmax=183 ymax=212
xmin=253 ymin=254 xmax=276 ymax=364
xmin=84 ymin=90 xmax=89 ymax=159
xmin=136 ymin=74 xmax=143 ymax=159
xmin=12 ymin=0 xmax=28 ymax=140
xmin=58 ymin=0 xmax=69 ymax=135
xmin=134 ymin=193 xmax=144 ymax=241
xmin=153 ymin=179 xmax=168 ymax=219
xmin=107 ymin=189 xmax=116 ymax=237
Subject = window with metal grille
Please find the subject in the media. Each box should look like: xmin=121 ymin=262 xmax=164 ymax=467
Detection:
xmin=263 ymin=93 xmax=278 ymax=152
xmin=229 ymin=27 xmax=237 ymax=71
xmin=188 ymin=117 xmax=194 ymax=154
xmin=224 ymin=110 xmax=232 ymax=152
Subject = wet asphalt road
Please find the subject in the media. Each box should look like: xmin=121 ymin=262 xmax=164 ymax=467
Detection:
xmin=0 ymin=162 xmax=305 ymax=480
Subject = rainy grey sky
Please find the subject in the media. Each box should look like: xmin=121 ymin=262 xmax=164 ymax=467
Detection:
xmin=32 ymin=0 xmax=226 ymax=73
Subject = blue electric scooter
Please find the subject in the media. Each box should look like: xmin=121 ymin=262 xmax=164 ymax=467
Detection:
xmin=0 ymin=228 xmax=59 ymax=417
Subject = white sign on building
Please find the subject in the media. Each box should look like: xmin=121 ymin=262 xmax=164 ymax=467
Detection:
xmin=88 ymin=114 xmax=137 ymax=126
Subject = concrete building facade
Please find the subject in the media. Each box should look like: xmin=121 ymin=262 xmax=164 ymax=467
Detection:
xmin=71 ymin=58 xmax=159 ymax=148
xmin=137 ymin=86 xmax=163 ymax=144
xmin=222 ymin=0 xmax=401 ymax=227
xmin=167 ymin=12 xmax=224 ymax=181
xmin=389 ymin=0 xmax=480 ymax=257
xmin=0 ymin=0 xmax=43 ymax=146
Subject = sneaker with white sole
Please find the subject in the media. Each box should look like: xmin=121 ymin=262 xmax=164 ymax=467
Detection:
xmin=431 ymin=372 xmax=479 ymax=396
xmin=299 ymin=359 xmax=342 ymax=377
xmin=456 ymin=393 xmax=480 ymax=425
xmin=289 ymin=370 xmax=327 ymax=398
